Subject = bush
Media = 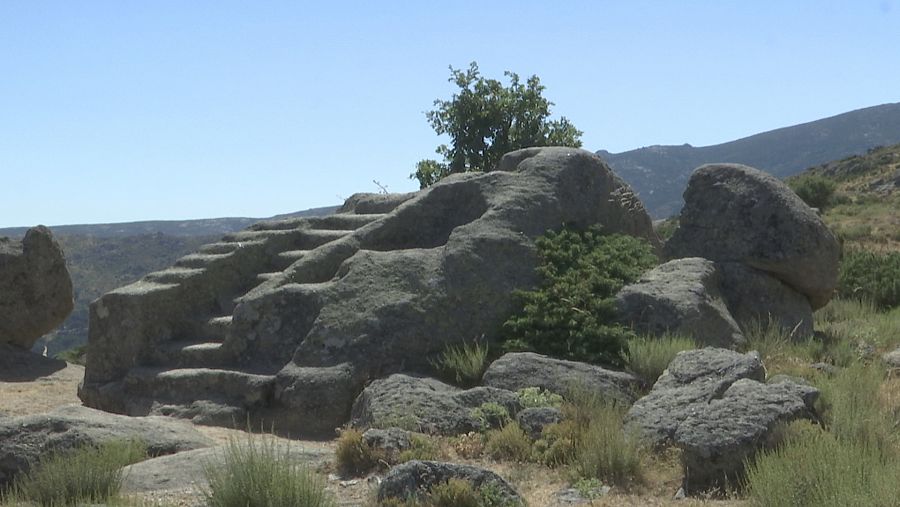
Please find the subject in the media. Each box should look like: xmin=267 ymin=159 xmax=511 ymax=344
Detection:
xmin=429 ymin=340 xmax=490 ymax=388
xmin=788 ymin=174 xmax=837 ymax=209
xmin=204 ymin=434 xmax=335 ymax=507
xmin=335 ymin=428 xmax=385 ymax=477
xmin=397 ymin=435 xmax=441 ymax=463
xmin=744 ymin=420 xmax=900 ymax=507
xmin=625 ymin=334 xmax=696 ymax=386
xmin=471 ymin=402 xmax=511 ymax=430
xmin=516 ymin=387 xmax=563 ymax=409
xmin=839 ymin=249 xmax=900 ymax=309
xmin=484 ymin=422 xmax=532 ymax=461
xmin=380 ymin=478 xmax=522 ymax=507
xmin=503 ymin=226 xmax=658 ymax=366
xmin=7 ymin=439 xmax=147 ymax=507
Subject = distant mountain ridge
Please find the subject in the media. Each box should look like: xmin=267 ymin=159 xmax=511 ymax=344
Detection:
xmin=0 ymin=205 xmax=340 ymax=239
xmin=598 ymin=102 xmax=900 ymax=218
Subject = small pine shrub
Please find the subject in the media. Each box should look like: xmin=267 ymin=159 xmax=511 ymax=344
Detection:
xmin=744 ymin=420 xmax=900 ymax=507
xmin=8 ymin=439 xmax=147 ymax=507
xmin=839 ymin=249 xmax=900 ymax=309
xmin=471 ymin=402 xmax=511 ymax=430
xmin=484 ymin=422 xmax=532 ymax=461
xmin=335 ymin=428 xmax=385 ymax=476
xmin=787 ymin=174 xmax=837 ymax=209
xmin=516 ymin=387 xmax=563 ymax=409
xmin=204 ymin=434 xmax=335 ymax=507
xmin=625 ymin=334 xmax=696 ymax=386
xmin=429 ymin=340 xmax=490 ymax=387
xmin=503 ymin=226 xmax=658 ymax=366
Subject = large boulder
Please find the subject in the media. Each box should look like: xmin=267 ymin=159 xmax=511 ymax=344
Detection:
xmin=615 ymin=258 xmax=745 ymax=348
xmin=377 ymin=460 xmax=522 ymax=505
xmin=0 ymin=226 xmax=74 ymax=349
xmin=0 ymin=404 xmax=213 ymax=487
xmin=482 ymin=352 xmax=640 ymax=404
xmin=665 ymin=164 xmax=840 ymax=309
xmin=80 ymin=147 xmax=656 ymax=435
xmin=675 ymin=379 xmax=818 ymax=493
xmin=350 ymin=374 xmax=520 ymax=435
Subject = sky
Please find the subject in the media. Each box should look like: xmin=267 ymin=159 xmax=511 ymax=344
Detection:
xmin=1 ymin=1 xmax=898 ymax=228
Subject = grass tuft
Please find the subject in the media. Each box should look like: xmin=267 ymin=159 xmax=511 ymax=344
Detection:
xmin=429 ymin=340 xmax=490 ymax=388
xmin=334 ymin=428 xmax=385 ymax=477
xmin=204 ymin=433 xmax=335 ymax=507
xmin=485 ymin=422 xmax=532 ymax=462
xmin=625 ymin=334 xmax=696 ymax=386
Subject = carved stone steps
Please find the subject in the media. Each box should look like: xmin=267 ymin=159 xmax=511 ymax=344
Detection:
xmin=202 ymin=315 xmax=232 ymax=340
xmin=175 ymin=252 xmax=235 ymax=269
xmin=147 ymin=340 xmax=232 ymax=369
xmin=274 ymin=250 xmax=306 ymax=270
xmin=199 ymin=240 xmax=265 ymax=254
xmin=143 ymin=267 xmax=206 ymax=284
xmin=256 ymin=272 xmax=282 ymax=283
xmin=124 ymin=367 xmax=274 ymax=407
xmin=251 ymin=213 xmax=386 ymax=232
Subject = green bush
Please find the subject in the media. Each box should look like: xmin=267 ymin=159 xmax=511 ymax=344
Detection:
xmin=396 ymin=435 xmax=441 ymax=463
xmin=839 ymin=249 xmax=900 ymax=309
xmin=7 ymin=439 xmax=147 ymax=507
xmin=788 ymin=174 xmax=837 ymax=209
xmin=516 ymin=387 xmax=563 ymax=409
xmin=484 ymin=422 xmax=533 ymax=461
xmin=380 ymin=477 xmax=522 ymax=507
xmin=744 ymin=420 xmax=900 ymax=507
xmin=204 ymin=434 xmax=335 ymax=507
xmin=471 ymin=402 xmax=511 ymax=430
xmin=429 ymin=340 xmax=490 ymax=388
xmin=503 ymin=226 xmax=657 ymax=366
xmin=335 ymin=428 xmax=385 ymax=477
xmin=625 ymin=334 xmax=696 ymax=386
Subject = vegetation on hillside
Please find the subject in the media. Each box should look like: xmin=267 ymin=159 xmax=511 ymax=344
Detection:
xmin=412 ymin=62 xmax=582 ymax=188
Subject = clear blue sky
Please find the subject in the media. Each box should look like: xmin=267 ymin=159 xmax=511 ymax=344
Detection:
xmin=2 ymin=1 xmax=898 ymax=228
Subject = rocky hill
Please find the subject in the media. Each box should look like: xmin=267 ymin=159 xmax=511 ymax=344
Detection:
xmin=599 ymin=102 xmax=900 ymax=218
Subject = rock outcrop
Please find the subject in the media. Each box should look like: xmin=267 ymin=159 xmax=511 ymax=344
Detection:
xmin=350 ymin=374 xmax=521 ymax=435
xmin=624 ymin=348 xmax=818 ymax=493
xmin=481 ymin=352 xmax=640 ymax=404
xmin=377 ymin=460 xmax=522 ymax=505
xmin=79 ymin=147 xmax=655 ymax=435
xmin=665 ymin=163 xmax=840 ymax=309
xmin=0 ymin=404 xmax=212 ymax=486
xmin=0 ymin=226 xmax=74 ymax=349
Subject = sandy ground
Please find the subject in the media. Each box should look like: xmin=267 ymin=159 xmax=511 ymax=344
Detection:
xmin=0 ymin=349 xmax=744 ymax=506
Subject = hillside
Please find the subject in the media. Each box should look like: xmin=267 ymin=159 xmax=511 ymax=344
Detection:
xmin=600 ymin=102 xmax=900 ymax=218
xmin=2 ymin=206 xmax=339 ymax=356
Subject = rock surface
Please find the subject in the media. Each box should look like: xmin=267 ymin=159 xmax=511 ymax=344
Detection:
xmin=350 ymin=374 xmax=520 ymax=435
xmin=482 ymin=352 xmax=640 ymax=404
xmin=0 ymin=404 xmax=213 ymax=486
xmin=516 ymin=407 xmax=563 ymax=440
xmin=676 ymin=379 xmax=818 ymax=493
xmin=80 ymin=147 xmax=655 ymax=435
xmin=377 ymin=460 xmax=522 ymax=504
xmin=0 ymin=226 xmax=74 ymax=349
xmin=615 ymin=258 xmax=745 ymax=348
xmin=665 ymin=163 xmax=840 ymax=309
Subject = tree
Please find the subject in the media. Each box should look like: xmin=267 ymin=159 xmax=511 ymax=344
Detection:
xmin=412 ymin=62 xmax=583 ymax=188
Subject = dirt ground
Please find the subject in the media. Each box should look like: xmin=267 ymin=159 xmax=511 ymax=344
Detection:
xmin=0 ymin=349 xmax=745 ymax=506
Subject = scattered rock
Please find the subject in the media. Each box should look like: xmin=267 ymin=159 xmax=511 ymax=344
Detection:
xmin=665 ymin=163 xmax=840 ymax=309
xmin=615 ymin=258 xmax=745 ymax=348
xmin=624 ymin=348 xmax=765 ymax=447
xmin=377 ymin=460 xmax=522 ymax=505
xmin=811 ymin=362 xmax=840 ymax=376
xmin=515 ymin=407 xmax=563 ymax=440
xmin=350 ymin=374 xmax=520 ymax=435
xmin=482 ymin=352 xmax=640 ymax=404
xmin=0 ymin=226 xmax=74 ymax=349
xmin=882 ymin=347 xmax=900 ymax=368
xmin=555 ymin=484 xmax=611 ymax=504
xmin=676 ymin=379 xmax=819 ymax=493
xmin=0 ymin=404 xmax=213 ymax=486
xmin=362 ymin=427 xmax=412 ymax=455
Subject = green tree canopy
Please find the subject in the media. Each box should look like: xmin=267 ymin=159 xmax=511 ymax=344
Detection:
xmin=412 ymin=62 xmax=583 ymax=188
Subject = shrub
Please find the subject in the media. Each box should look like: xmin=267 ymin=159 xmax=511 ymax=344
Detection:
xmin=516 ymin=387 xmax=563 ymax=409
xmin=625 ymin=334 xmax=696 ymax=386
xmin=204 ymin=434 xmax=335 ymax=507
xmin=8 ymin=439 xmax=147 ymax=507
xmin=429 ymin=340 xmax=490 ymax=388
xmin=335 ymin=428 xmax=385 ymax=477
xmin=397 ymin=435 xmax=441 ymax=463
xmin=484 ymin=422 xmax=532 ymax=461
xmin=744 ymin=420 xmax=900 ymax=507
xmin=381 ymin=478 xmax=522 ymax=507
xmin=471 ymin=402 xmax=511 ymax=430
xmin=503 ymin=226 xmax=658 ymax=366
xmin=787 ymin=174 xmax=837 ymax=209
xmin=839 ymin=249 xmax=900 ymax=309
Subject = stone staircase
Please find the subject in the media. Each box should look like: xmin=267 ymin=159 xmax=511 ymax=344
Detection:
xmin=87 ymin=208 xmax=397 ymax=422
